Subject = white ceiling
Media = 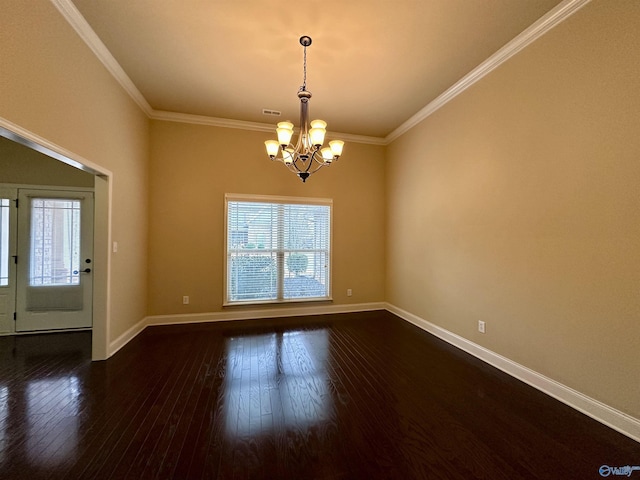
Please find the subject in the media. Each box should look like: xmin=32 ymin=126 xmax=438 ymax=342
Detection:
xmin=67 ymin=0 xmax=565 ymax=140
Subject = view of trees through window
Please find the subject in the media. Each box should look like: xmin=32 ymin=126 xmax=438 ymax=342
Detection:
xmin=226 ymin=198 xmax=331 ymax=304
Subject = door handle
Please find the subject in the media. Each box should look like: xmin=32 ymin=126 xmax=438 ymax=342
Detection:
xmin=73 ymin=268 xmax=92 ymax=274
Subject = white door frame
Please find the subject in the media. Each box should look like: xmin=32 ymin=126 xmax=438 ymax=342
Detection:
xmin=0 ymin=119 xmax=112 ymax=361
xmin=0 ymin=186 xmax=18 ymax=334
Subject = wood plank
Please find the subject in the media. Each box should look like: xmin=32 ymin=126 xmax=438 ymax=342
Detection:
xmin=0 ymin=312 xmax=637 ymax=479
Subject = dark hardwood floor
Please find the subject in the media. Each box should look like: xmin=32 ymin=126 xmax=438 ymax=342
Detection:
xmin=0 ymin=310 xmax=637 ymax=479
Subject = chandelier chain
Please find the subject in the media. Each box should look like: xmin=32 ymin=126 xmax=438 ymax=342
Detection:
xmin=302 ymin=44 xmax=307 ymax=91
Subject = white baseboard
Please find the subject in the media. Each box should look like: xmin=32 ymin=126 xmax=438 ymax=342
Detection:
xmin=109 ymin=302 xmax=385 ymax=357
xmin=108 ymin=316 xmax=148 ymax=357
xmin=385 ymin=303 xmax=640 ymax=444
xmin=145 ymin=302 xmax=386 ymax=327
xmin=108 ymin=301 xmax=639 ymax=443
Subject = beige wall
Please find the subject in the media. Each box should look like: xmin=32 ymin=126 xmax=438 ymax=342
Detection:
xmin=0 ymin=0 xmax=149 ymax=344
xmin=1 ymin=0 xmax=637 ymax=429
xmin=386 ymin=0 xmax=640 ymax=419
xmin=0 ymin=136 xmax=94 ymax=187
xmin=148 ymin=121 xmax=385 ymax=316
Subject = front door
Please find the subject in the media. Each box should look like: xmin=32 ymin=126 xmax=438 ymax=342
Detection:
xmin=15 ymin=189 xmax=94 ymax=331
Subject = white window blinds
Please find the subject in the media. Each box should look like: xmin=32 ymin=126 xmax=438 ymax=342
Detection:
xmin=225 ymin=195 xmax=331 ymax=305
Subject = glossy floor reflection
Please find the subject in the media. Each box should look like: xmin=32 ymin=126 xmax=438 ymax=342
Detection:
xmin=223 ymin=330 xmax=332 ymax=438
xmin=26 ymin=376 xmax=81 ymax=466
xmin=0 ymin=332 xmax=90 ymax=477
xmin=0 ymin=312 xmax=637 ymax=479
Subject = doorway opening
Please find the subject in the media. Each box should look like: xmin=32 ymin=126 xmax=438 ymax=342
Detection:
xmin=0 ymin=122 xmax=111 ymax=360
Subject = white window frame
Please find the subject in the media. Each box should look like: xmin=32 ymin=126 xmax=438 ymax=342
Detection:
xmin=224 ymin=193 xmax=333 ymax=306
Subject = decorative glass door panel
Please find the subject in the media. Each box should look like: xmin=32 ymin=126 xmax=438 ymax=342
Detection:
xmin=16 ymin=190 xmax=93 ymax=332
xmin=30 ymin=198 xmax=81 ymax=286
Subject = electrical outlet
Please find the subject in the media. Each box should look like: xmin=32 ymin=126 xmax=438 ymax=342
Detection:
xmin=478 ymin=320 xmax=486 ymax=334
xmin=347 ymin=289 xmax=352 ymax=297
xmin=183 ymin=296 xmax=189 ymax=305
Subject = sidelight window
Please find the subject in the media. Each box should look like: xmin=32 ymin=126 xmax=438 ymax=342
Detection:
xmin=0 ymin=199 xmax=9 ymax=286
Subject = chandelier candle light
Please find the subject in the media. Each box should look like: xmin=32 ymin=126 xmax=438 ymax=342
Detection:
xmin=265 ymin=36 xmax=345 ymax=182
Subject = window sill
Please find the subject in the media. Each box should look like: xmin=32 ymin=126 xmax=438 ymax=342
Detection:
xmin=223 ymin=297 xmax=333 ymax=308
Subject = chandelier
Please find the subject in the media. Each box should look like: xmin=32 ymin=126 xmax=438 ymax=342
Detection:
xmin=264 ymin=36 xmax=344 ymax=183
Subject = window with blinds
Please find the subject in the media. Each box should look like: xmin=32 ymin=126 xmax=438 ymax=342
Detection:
xmin=225 ymin=194 xmax=332 ymax=305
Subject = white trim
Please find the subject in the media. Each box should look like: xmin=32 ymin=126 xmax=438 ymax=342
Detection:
xmin=50 ymin=0 xmax=153 ymax=116
xmin=0 ymin=119 xmax=108 ymax=177
xmin=0 ymin=327 xmax=92 ymax=337
xmin=150 ymin=110 xmax=275 ymax=133
xmin=385 ymin=0 xmax=592 ymax=143
xmin=0 ymin=116 xmax=113 ymax=361
xmin=225 ymin=193 xmax=333 ymax=206
xmin=92 ymin=175 xmax=111 ymax=360
xmin=52 ymin=0 xmax=590 ymax=147
xmin=108 ymin=315 xmax=147 ymax=357
xmin=49 ymin=1 xmax=385 ymax=146
xmin=150 ymin=111 xmax=386 ymax=146
xmin=108 ymin=300 xmax=640 ymax=443
xmin=328 ymin=132 xmax=386 ymax=146
xmin=110 ymin=302 xmax=385 ymax=356
xmin=51 ymin=0 xmax=589 ymax=146
xmin=0 ymin=184 xmax=94 ymax=192
xmin=224 ymin=194 xmax=334 ymax=306
xmin=148 ymin=302 xmax=385 ymax=327
xmin=385 ymin=303 xmax=640 ymax=444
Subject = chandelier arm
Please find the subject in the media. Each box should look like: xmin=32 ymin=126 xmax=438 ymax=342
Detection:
xmin=310 ymin=149 xmax=324 ymax=166
xmin=293 ymin=130 xmax=305 ymax=152
xmin=286 ymin=162 xmax=302 ymax=174
xmin=306 ymin=157 xmax=328 ymax=176
xmin=275 ymin=148 xmax=327 ymax=182
xmin=293 ymin=155 xmax=312 ymax=174
xmin=311 ymin=149 xmax=331 ymax=172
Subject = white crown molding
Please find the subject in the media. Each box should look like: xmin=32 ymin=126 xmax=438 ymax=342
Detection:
xmin=385 ymin=303 xmax=640 ymax=444
xmin=149 ymin=110 xmax=387 ymax=145
xmin=52 ymin=0 xmax=589 ymax=146
xmin=335 ymin=132 xmax=387 ymax=146
xmin=50 ymin=0 xmax=386 ymax=145
xmin=385 ymin=0 xmax=592 ymax=143
xmin=149 ymin=110 xmax=276 ymax=132
xmin=50 ymin=0 xmax=153 ymax=115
